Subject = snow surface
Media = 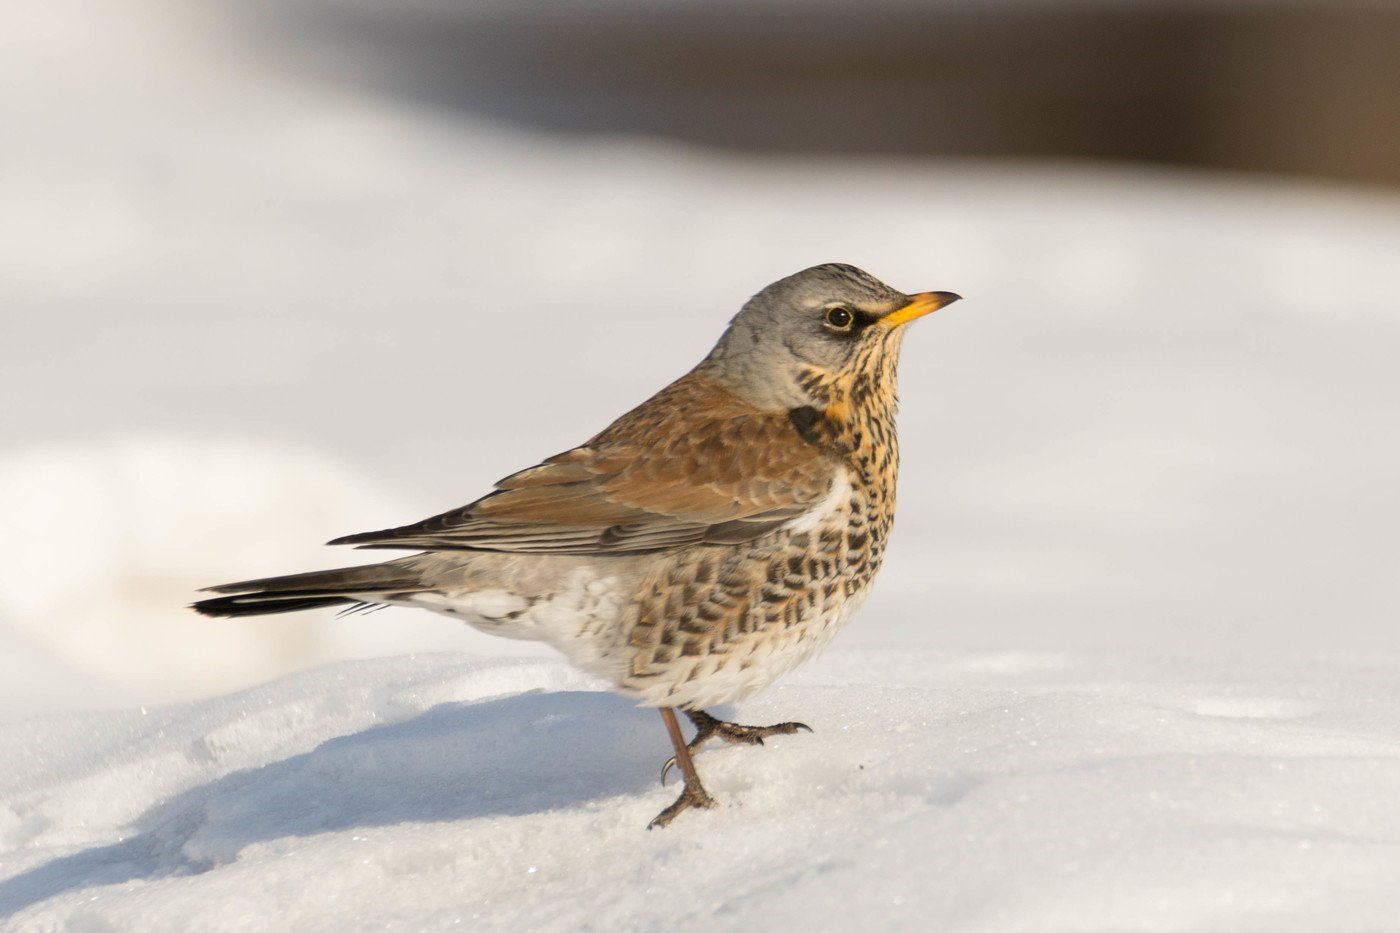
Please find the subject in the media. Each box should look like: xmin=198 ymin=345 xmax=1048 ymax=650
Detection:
xmin=4 ymin=0 xmax=1400 ymax=926
xmin=0 ymin=441 xmax=370 ymax=698
xmin=4 ymin=651 xmax=1400 ymax=930
xmin=0 ymin=438 xmax=516 ymax=711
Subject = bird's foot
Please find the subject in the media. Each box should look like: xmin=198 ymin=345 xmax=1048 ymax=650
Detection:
xmin=706 ymin=718 xmax=813 ymax=747
xmin=660 ymin=710 xmax=812 ymax=785
xmin=648 ymin=781 xmax=717 ymax=829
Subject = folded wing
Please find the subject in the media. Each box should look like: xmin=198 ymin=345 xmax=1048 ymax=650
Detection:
xmin=330 ymin=375 xmax=838 ymax=555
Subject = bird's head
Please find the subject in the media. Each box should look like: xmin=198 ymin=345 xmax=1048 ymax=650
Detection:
xmin=704 ymin=263 xmax=961 ymax=410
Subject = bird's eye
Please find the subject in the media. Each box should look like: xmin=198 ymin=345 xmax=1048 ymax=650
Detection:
xmin=824 ymin=306 xmax=854 ymax=331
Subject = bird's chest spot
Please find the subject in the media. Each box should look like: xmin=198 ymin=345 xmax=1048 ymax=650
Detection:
xmin=767 ymin=475 xmax=892 ymax=614
xmin=833 ymin=480 xmax=895 ymax=593
xmin=819 ymin=426 xmax=898 ymax=583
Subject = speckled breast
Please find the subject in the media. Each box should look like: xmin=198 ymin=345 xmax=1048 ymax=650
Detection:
xmin=619 ymin=458 xmax=896 ymax=709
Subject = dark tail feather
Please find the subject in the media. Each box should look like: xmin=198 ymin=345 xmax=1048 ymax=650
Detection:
xmin=192 ymin=593 xmax=354 ymax=618
xmin=191 ymin=562 xmax=427 ymax=619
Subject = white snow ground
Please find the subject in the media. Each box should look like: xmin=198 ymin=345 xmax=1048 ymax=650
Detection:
xmin=4 ymin=651 xmax=1400 ymax=930
xmin=4 ymin=0 xmax=1400 ymax=927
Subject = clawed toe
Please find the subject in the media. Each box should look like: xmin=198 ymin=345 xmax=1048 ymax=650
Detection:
xmin=713 ymin=720 xmax=813 ymax=746
xmin=648 ymin=783 xmax=717 ymax=829
xmin=651 ymin=709 xmax=815 ymax=825
xmin=659 ymin=716 xmax=813 ymax=785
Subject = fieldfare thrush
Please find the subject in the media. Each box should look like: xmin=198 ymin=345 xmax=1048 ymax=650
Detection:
xmin=194 ymin=263 xmax=961 ymax=827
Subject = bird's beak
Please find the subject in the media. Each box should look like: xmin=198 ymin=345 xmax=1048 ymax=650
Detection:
xmin=881 ymin=291 xmax=962 ymax=328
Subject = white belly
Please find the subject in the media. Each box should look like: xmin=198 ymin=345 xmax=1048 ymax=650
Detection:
xmin=400 ymin=568 xmax=633 ymax=682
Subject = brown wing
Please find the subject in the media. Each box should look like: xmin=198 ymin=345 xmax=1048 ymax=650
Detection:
xmin=329 ymin=374 xmax=838 ymax=555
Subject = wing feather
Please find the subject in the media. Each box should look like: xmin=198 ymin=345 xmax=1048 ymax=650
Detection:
xmin=330 ymin=374 xmax=837 ymax=555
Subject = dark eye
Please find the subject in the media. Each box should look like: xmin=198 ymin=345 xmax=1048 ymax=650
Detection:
xmin=824 ymin=306 xmax=854 ymax=331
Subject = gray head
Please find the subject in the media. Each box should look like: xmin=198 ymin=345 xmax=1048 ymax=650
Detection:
xmin=703 ymin=263 xmax=960 ymax=409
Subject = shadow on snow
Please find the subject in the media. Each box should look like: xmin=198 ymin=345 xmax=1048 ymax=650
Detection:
xmin=1 ymin=690 xmax=664 ymax=917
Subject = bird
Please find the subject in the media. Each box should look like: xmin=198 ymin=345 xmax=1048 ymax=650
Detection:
xmin=193 ymin=263 xmax=961 ymax=827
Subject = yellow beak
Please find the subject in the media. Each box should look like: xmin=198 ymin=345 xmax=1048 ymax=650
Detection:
xmin=881 ymin=291 xmax=962 ymax=327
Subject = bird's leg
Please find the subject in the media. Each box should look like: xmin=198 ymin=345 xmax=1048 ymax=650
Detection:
xmin=649 ymin=707 xmax=717 ymax=829
xmin=660 ymin=708 xmax=813 ymax=785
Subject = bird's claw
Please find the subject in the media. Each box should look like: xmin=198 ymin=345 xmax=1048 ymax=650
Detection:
xmin=648 ymin=783 xmax=717 ymax=829
xmin=660 ymin=718 xmax=814 ymax=786
xmin=712 ymin=720 xmax=812 ymax=746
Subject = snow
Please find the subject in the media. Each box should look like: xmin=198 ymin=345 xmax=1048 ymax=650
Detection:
xmin=0 ymin=438 xmax=490 ymax=710
xmin=4 ymin=651 xmax=1399 ymax=930
xmin=5 ymin=0 xmax=1400 ymax=925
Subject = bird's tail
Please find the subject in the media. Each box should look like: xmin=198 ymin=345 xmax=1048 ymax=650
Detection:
xmin=191 ymin=562 xmax=429 ymax=618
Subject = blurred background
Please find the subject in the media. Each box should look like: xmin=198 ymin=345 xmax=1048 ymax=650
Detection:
xmin=3 ymin=0 xmax=1397 ymax=712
